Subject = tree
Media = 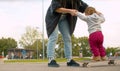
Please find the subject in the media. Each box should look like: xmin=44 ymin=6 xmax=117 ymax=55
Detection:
xmin=77 ymin=36 xmax=91 ymax=57
xmin=0 ymin=37 xmax=17 ymax=56
xmin=55 ymin=34 xmax=91 ymax=58
xmin=106 ymin=47 xmax=120 ymax=56
xmin=19 ymin=26 xmax=42 ymax=49
xmin=42 ymin=39 xmax=48 ymax=58
xmin=71 ymin=35 xmax=80 ymax=56
xmin=56 ymin=34 xmax=89 ymax=58
xmin=19 ymin=26 xmax=43 ymax=58
xmin=56 ymin=34 xmax=79 ymax=58
xmin=56 ymin=34 xmax=64 ymax=58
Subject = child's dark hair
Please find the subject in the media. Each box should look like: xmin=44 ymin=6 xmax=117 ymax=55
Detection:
xmin=85 ymin=7 xmax=97 ymax=15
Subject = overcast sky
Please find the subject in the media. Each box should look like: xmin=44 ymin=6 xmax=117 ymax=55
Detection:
xmin=0 ymin=0 xmax=120 ymax=48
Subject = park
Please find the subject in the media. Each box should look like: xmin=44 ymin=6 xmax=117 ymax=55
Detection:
xmin=0 ymin=0 xmax=120 ymax=71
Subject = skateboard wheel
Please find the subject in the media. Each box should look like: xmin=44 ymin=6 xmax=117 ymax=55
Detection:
xmin=108 ymin=60 xmax=115 ymax=65
xmin=82 ymin=62 xmax=89 ymax=67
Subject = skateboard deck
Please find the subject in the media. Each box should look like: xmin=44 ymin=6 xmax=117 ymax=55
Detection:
xmin=81 ymin=57 xmax=117 ymax=67
xmin=108 ymin=56 xmax=117 ymax=65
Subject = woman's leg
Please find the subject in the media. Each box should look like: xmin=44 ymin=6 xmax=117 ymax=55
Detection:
xmin=47 ymin=26 xmax=58 ymax=59
xmin=58 ymin=15 xmax=72 ymax=59
xmin=57 ymin=15 xmax=79 ymax=67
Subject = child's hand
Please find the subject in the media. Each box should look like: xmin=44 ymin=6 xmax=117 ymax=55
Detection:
xmin=70 ymin=9 xmax=78 ymax=16
xmin=74 ymin=11 xmax=78 ymax=16
xmin=96 ymin=11 xmax=102 ymax=15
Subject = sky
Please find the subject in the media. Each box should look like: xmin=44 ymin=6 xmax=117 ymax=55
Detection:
xmin=0 ymin=0 xmax=120 ymax=48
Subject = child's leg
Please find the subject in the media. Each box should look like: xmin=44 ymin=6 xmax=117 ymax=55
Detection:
xmin=89 ymin=43 xmax=100 ymax=57
xmin=97 ymin=32 xmax=106 ymax=57
xmin=98 ymin=45 xmax=107 ymax=60
xmin=89 ymin=32 xmax=101 ymax=61
xmin=99 ymin=45 xmax=106 ymax=57
xmin=97 ymin=31 xmax=107 ymax=60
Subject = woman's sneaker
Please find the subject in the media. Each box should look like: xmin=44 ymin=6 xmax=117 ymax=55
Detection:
xmin=48 ymin=60 xmax=59 ymax=67
xmin=67 ymin=59 xmax=80 ymax=67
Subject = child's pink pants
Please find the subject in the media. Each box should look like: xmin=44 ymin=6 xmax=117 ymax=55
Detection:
xmin=89 ymin=31 xmax=106 ymax=57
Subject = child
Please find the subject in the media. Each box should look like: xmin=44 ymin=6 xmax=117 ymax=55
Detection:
xmin=76 ymin=7 xmax=107 ymax=61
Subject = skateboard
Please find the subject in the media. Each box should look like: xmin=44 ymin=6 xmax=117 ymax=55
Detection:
xmin=108 ymin=59 xmax=115 ymax=65
xmin=82 ymin=57 xmax=117 ymax=67
xmin=108 ymin=56 xmax=117 ymax=65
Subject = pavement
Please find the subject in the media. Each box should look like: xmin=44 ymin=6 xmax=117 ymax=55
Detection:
xmin=0 ymin=59 xmax=120 ymax=71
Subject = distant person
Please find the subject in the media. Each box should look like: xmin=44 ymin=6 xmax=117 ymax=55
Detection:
xmin=110 ymin=52 xmax=112 ymax=57
xmin=75 ymin=7 xmax=107 ymax=61
xmin=11 ymin=52 xmax=14 ymax=59
xmin=114 ymin=51 xmax=120 ymax=58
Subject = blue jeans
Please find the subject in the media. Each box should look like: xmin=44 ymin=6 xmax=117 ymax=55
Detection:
xmin=47 ymin=15 xmax=72 ymax=59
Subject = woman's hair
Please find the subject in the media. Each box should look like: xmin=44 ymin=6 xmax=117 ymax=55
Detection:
xmin=60 ymin=0 xmax=79 ymax=9
xmin=85 ymin=7 xmax=97 ymax=15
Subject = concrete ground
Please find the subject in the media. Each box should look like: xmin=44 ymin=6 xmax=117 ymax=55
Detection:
xmin=0 ymin=59 xmax=120 ymax=71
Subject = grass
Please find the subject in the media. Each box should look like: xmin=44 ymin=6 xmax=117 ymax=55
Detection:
xmin=4 ymin=59 xmax=47 ymax=63
xmin=4 ymin=57 xmax=91 ymax=63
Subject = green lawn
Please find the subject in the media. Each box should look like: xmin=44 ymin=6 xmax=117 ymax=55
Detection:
xmin=4 ymin=57 xmax=91 ymax=63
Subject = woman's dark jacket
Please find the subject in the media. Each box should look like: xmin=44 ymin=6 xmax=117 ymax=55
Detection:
xmin=45 ymin=0 xmax=88 ymax=37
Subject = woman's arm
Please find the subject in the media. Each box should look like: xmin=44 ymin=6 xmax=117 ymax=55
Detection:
xmin=55 ymin=8 xmax=77 ymax=16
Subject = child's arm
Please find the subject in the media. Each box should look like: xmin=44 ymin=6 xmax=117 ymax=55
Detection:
xmin=99 ymin=13 xmax=105 ymax=23
xmin=96 ymin=12 xmax=105 ymax=23
xmin=76 ymin=12 xmax=87 ymax=21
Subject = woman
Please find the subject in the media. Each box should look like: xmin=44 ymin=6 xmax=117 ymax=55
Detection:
xmin=45 ymin=0 xmax=88 ymax=67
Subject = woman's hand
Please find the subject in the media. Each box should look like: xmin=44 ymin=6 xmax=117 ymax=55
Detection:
xmin=69 ymin=9 xmax=78 ymax=16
